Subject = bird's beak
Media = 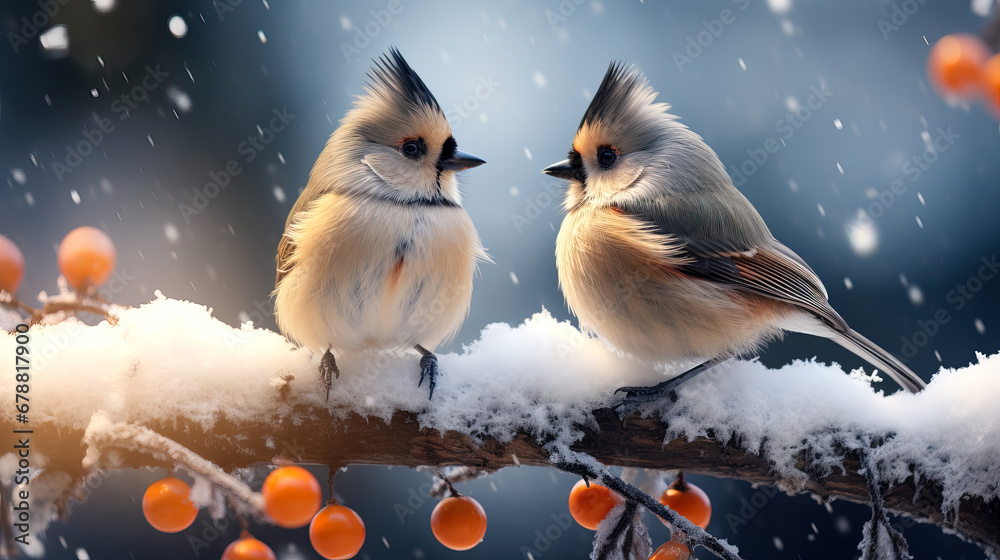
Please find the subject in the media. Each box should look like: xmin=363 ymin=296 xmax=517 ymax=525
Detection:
xmin=441 ymin=150 xmax=486 ymax=171
xmin=542 ymin=159 xmax=583 ymax=181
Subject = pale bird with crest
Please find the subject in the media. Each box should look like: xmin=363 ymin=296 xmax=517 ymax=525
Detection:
xmin=274 ymin=48 xmax=488 ymax=399
xmin=544 ymin=63 xmax=926 ymax=404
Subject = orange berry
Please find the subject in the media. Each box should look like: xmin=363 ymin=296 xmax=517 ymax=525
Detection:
xmin=568 ymin=479 xmax=622 ymax=531
xmin=141 ymin=477 xmax=198 ymax=533
xmin=309 ymin=504 xmax=366 ymax=560
xmin=57 ymin=226 xmax=116 ymax=290
xmin=430 ymin=496 xmax=487 ymax=551
xmin=659 ymin=474 xmax=711 ymax=530
xmin=221 ymin=535 xmax=277 ymax=560
xmin=982 ymin=53 xmax=1000 ymax=114
xmin=0 ymin=235 xmax=25 ymax=294
xmin=262 ymin=465 xmax=322 ymax=528
xmin=927 ymin=33 xmax=990 ymax=98
xmin=649 ymin=541 xmax=691 ymax=560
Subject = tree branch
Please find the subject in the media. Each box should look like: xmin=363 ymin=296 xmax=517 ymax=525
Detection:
xmin=5 ymin=405 xmax=997 ymax=557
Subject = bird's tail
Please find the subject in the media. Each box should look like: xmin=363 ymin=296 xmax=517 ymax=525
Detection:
xmin=828 ymin=328 xmax=927 ymax=393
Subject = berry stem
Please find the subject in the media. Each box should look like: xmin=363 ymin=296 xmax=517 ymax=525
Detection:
xmin=326 ymin=467 xmax=339 ymax=505
xmin=670 ymin=471 xmax=689 ymax=492
xmin=436 ymin=469 xmax=460 ymax=498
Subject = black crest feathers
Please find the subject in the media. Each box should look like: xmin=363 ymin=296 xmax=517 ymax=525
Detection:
xmin=366 ymin=47 xmax=442 ymax=113
xmin=578 ymin=62 xmax=651 ymax=131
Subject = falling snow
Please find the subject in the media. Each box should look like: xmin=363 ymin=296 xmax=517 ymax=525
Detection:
xmin=168 ymin=15 xmax=188 ymax=38
xmin=533 ymin=71 xmax=547 ymax=89
xmin=5 ymin=297 xmax=1000 ymax=550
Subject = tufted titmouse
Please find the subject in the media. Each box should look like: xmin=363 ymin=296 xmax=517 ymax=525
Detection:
xmin=543 ymin=63 xmax=926 ymax=403
xmin=273 ymin=48 xmax=488 ymax=399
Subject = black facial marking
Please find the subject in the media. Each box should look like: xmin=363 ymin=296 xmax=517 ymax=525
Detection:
xmin=566 ymin=149 xmax=588 ymax=184
xmin=356 ymin=190 xmax=458 ymax=208
xmin=435 ymin=136 xmax=458 ymax=174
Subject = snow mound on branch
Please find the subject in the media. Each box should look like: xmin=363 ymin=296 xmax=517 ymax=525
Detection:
xmin=661 ymin=353 xmax=1000 ymax=512
xmin=1 ymin=295 xmax=999 ymax=516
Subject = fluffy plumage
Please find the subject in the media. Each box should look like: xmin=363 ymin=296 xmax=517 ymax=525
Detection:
xmin=273 ymin=49 xmax=487 ymax=359
xmin=548 ymin=63 xmax=925 ymax=394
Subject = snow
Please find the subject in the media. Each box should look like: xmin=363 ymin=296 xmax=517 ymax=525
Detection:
xmin=1 ymin=296 xmax=999 ymax=540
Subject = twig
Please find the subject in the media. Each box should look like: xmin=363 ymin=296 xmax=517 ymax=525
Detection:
xmin=553 ymin=449 xmax=743 ymax=560
xmin=594 ymin=500 xmax=641 ymax=560
xmin=429 ymin=466 xmax=491 ymax=499
xmin=1 ymin=290 xmax=121 ymax=326
xmin=433 ymin=469 xmax=460 ymax=498
xmin=81 ymin=412 xmax=266 ymax=521
xmin=982 ymin=1 xmax=1000 ymax=52
xmin=859 ymin=451 xmax=911 ymax=560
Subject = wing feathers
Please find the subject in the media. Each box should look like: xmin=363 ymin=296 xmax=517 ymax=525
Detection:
xmin=612 ymin=202 xmax=847 ymax=332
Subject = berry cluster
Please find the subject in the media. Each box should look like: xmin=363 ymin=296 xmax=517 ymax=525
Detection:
xmin=141 ymin=466 xmax=489 ymax=559
xmin=928 ymin=33 xmax=1000 ymax=114
xmin=568 ymin=472 xmax=712 ymax=560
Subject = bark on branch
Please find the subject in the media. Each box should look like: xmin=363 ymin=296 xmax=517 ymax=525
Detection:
xmin=5 ymin=405 xmax=997 ymax=557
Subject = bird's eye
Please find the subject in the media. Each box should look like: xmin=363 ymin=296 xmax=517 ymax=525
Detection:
xmin=400 ymin=139 xmax=425 ymax=159
xmin=597 ymin=146 xmax=618 ymax=169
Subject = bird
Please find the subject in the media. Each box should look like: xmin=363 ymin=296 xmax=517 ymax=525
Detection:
xmin=273 ymin=48 xmax=488 ymax=400
xmin=543 ymin=62 xmax=926 ymax=405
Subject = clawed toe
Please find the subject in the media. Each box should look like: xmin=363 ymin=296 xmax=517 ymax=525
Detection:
xmin=612 ymin=383 xmax=680 ymax=413
xmin=320 ymin=348 xmax=340 ymax=401
xmin=417 ymin=351 xmax=438 ymax=400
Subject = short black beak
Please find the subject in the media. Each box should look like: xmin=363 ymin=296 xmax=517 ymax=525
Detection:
xmin=542 ymin=159 xmax=582 ymax=181
xmin=441 ymin=150 xmax=486 ymax=171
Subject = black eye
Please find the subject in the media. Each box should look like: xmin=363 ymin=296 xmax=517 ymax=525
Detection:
xmin=597 ymin=146 xmax=618 ymax=169
xmin=400 ymin=139 xmax=425 ymax=159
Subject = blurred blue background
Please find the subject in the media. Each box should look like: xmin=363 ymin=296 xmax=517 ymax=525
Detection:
xmin=2 ymin=0 xmax=998 ymax=558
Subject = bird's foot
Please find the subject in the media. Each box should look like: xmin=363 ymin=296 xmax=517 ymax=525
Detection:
xmin=613 ymin=379 xmax=681 ymax=415
xmin=417 ymin=350 xmax=438 ymax=400
xmin=320 ymin=348 xmax=340 ymax=401
xmin=613 ymin=356 xmax=726 ymax=414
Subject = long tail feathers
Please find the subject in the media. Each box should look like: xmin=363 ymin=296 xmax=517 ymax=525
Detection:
xmin=829 ymin=328 xmax=927 ymax=393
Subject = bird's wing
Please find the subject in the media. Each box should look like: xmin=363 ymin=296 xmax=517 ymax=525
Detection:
xmin=615 ymin=197 xmax=848 ymax=332
xmin=275 ymin=183 xmax=329 ymax=288
xmin=275 ymin=231 xmax=295 ymax=287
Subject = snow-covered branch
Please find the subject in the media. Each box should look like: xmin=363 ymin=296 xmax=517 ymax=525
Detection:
xmin=1 ymin=296 xmax=999 ymax=557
